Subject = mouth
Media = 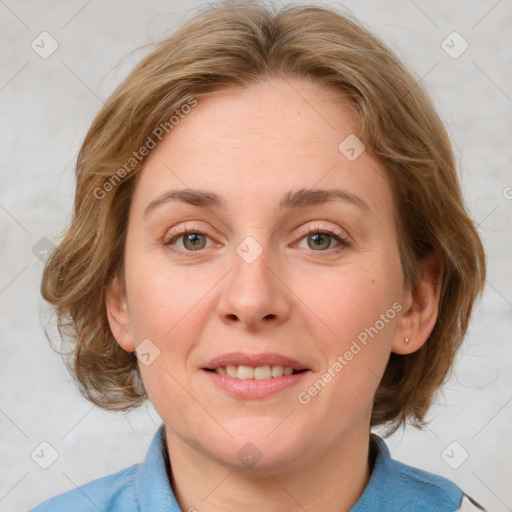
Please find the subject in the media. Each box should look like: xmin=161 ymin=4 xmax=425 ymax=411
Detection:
xmin=202 ymin=352 xmax=310 ymax=377
xmin=203 ymin=365 xmax=308 ymax=380
xmin=201 ymin=352 xmax=311 ymax=398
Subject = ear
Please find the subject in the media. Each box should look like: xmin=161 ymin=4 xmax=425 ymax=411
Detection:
xmin=392 ymin=251 xmax=444 ymax=355
xmin=105 ymin=272 xmax=136 ymax=352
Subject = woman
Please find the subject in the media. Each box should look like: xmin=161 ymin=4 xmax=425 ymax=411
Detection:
xmin=30 ymin=1 xmax=487 ymax=510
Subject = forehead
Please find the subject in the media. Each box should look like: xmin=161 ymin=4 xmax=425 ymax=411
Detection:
xmin=131 ymin=77 xmax=392 ymax=217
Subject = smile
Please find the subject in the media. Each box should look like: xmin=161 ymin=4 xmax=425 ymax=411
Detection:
xmin=211 ymin=364 xmax=301 ymax=379
xmin=202 ymin=367 xmax=310 ymax=399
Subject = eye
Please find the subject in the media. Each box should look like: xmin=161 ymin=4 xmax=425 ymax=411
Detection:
xmin=163 ymin=223 xmax=351 ymax=257
xmin=295 ymin=224 xmax=351 ymax=253
xmin=163 ymin=225 xmax=212 ymax=254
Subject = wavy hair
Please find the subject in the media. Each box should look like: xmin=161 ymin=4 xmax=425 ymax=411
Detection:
xmin=40 ymin=0 xmax=486 ymax=434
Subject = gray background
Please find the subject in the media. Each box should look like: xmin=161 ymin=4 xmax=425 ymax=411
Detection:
xmin=1 ymin=1 xmax=511 ymax=511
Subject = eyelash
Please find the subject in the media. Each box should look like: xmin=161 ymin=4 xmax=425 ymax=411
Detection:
xmin=163 ymin=223 xmax=351 ymax=257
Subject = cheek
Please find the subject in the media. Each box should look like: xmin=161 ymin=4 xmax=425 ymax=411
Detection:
xmin=300 ymin=263 xmax=399 ymax=342
xmin=298 ymin=262 xmax=401 ymax=397
xmin=125 ymin=251 xmax=213 ymax=341
xmin=128 ymin=267 xmax=206 ymax=417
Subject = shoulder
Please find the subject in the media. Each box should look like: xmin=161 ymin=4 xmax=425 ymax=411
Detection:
xmin=352 ymin=435 xmax=488 ymax=512
xmin=27 ymin=424 xmax=181 ymax=512
xmin=389 ymin=456 xmax=485 ymax=511
xmin=27 ymin=463 xmax=140 ymax=512
xmin=391 ymin=454 xmax=463 ymax=509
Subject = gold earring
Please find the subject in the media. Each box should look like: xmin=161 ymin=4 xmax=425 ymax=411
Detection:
xmin=404 ymin=336 xmax=410 ymax=344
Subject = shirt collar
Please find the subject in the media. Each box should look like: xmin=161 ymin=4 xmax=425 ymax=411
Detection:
xmin=349 ymin=433 xmax=395 ymax=511
xmin=135 ymin=425 xmax=457 ymax=512
xmin=350 ymin=433 xmax=462 ymax=511
xmin=136 ymin=423 xmax=182 ymax=511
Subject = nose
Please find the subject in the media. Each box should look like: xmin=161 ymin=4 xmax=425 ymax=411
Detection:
xmin=215 ymin=245 xmax=291 ymax=332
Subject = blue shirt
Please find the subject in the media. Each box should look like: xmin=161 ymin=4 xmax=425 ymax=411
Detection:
xmin=28 ymin=424 xmax=487 ymax=511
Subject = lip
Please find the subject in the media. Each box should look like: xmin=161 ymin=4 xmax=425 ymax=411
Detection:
xmin=201 ymin=368 xmax=310 ymax=399
xmin=203 ymin=352 xmax=310 ymax=371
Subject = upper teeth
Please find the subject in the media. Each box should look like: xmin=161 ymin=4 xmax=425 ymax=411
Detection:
xmin=215 ymin=365 xmax=294 ymax=379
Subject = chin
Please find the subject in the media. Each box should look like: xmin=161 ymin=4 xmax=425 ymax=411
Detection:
xmin=209 ymin=429 xmax=307 ymax=473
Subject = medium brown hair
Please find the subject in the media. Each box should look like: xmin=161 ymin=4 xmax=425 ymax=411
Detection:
xmin=40 ymin=0 xmax=486 ymax=434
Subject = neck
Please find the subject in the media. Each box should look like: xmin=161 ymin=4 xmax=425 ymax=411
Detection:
xmin=164 ymin=427 xmax=374 ymax=512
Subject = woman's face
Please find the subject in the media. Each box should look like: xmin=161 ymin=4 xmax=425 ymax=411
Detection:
xmin=109 ymin=77 xmax=409 ymax=472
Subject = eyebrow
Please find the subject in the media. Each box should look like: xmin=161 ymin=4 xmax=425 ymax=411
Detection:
xmin=143 ymin=187 xmax=371 ymax=218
